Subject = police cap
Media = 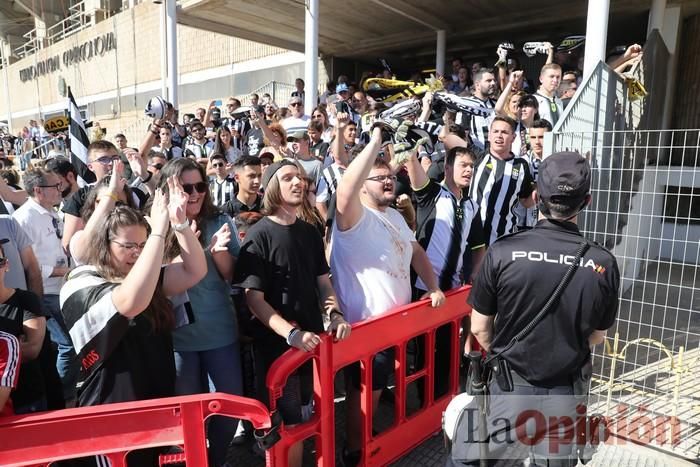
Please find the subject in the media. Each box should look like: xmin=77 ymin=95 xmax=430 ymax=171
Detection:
xmin=538 ymin=151 xmax=591 ymax=203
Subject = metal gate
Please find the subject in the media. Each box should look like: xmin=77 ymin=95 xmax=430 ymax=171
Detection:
xmin=549 ymin=31 xmax=699 ymax=461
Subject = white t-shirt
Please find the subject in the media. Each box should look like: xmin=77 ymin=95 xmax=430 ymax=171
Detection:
xmin=330 ymin=206 xmax=414 ymax=324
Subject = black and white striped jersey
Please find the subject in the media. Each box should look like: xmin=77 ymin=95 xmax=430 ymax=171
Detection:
xmin=470 ymin=153 xmax=534 ymax=245
xmin=455 ymin=96 xmax=495 ymax=150
xmin=414 ymin=181 xmax=486 ymax=291
xmin=209 ymin=176 xmax=237 ymax=207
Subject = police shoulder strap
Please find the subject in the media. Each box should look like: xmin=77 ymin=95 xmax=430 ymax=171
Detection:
xmin=485 ymin=240 xmax=591 ymax=366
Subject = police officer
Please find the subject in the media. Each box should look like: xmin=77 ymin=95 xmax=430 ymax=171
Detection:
xmin=464 ymin=151 xmax=620 ymax=466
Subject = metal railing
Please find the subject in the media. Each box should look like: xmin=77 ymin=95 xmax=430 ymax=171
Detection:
xmin=237 ymin=81 xmax=296 ymax=106
xmin=13 ymin=1 xmax=112 ymax=60
xmin=551 ymin=32 xmax=699 ymax=462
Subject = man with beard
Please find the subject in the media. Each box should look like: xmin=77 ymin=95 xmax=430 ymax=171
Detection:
xmin=457 ymin=68 xmax=497 ymax=151
xmin=45 ymin=157 xmax=79 ymax=200
xmin=470 ymin=116 xmax=535 ymax=246
xmin=233 ymin=160 xmax=351 ymax=467
xmin=330 ymin=127 xmax=445 ymax=466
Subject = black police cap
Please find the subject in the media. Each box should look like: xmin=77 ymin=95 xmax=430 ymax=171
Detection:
xmin=538 ymin=151 xmax=591 ymax=202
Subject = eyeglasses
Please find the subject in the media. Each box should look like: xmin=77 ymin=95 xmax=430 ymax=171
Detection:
xmin=94 ymin=156 xmax=120 ymax=165
xmin=111 ymin=239 xmax=147 ymax=252
xmin=191 ymin=127 xmax=204 ymax=133
xmin=212 ymin=162 xmax=224 ymax=168
xmin=39 ymin=183 xmax=63 ymax=191
xmin=289 ymin=102 xmax=302 ymax=107
xmin=366 ymin=174 xmax=397 ymax=183
xmin=149 ymin=163 xmax=164 ymax=170
xmin=51 ymin=217 xmax=62 ymax=239
xmin=182 ymin=182 xmax=208 ymax=194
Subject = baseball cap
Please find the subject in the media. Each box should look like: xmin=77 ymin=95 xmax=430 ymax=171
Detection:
xmin=538 ymin=151 xmax=591 ymax=203
xmin=261 ymin=159 xmax=297 ymax=190
xmin=286 ymin=130 xmax=308 ymax=142
xmin=336 ymin=82 xmax=350 ymax=94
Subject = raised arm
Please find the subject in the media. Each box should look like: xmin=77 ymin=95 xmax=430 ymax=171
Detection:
xmin=331 ymin=113 xmax=350 ymax=167
xmin=139 ymin=120 xmax=160 ymax=159
xmin=71 ymin=161 xmax=125 ymax=263
xmin=110 ymin=189 xmax=169 ymax=318
xmin=162 ymin=176 xmax=208 ymax=296
xmin=404 ymin=148 xmax=429 ymax=190
xmin=418 ymin=92 xmax=433 ymax=122
xmin=334 ymin=127 xmax=382 ymax=231
xmin=545 ymin=42 xmax=554 ymax=65
xmin=494 ymin=70 xmax=522 ymax=117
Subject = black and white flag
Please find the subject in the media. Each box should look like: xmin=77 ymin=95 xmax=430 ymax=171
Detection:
xmin=68 ymin=88 xmax=96 ymax=187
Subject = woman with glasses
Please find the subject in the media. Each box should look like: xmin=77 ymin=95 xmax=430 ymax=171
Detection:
xmin=59 ymin=179 xmax=206 ymax=464
xmin=157 ymin=158 xmax=244 ymax=466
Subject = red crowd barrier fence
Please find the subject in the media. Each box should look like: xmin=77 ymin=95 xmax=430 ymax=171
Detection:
xmin=0 ymin=393 xmax=272 ymax=467
xmin=265 ymin=285 xmax=472 ymax=466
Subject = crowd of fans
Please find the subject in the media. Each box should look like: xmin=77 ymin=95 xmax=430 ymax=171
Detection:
xmin=0 ymin=38 xmax=643 ymax=467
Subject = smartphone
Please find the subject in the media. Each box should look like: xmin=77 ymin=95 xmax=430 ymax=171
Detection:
xmin=336 ymin=101 xmax=350 ymax=114
xmin=214 ymin=99 xmax=222 ymax=107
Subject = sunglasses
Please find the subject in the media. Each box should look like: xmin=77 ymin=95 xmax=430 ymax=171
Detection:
xmin=191 ymin=127 xmax=204 ymax=132
xmin=182 ymin=182 xmax=208 ymax=194
xmin=0 ymin=257 xmax=7 ymax=267
xmin=289 ymin=103 xmax=302 ymax=107
xmin=212 ymin=162 xmax=224 ymax=168
xmin=149 ymin=163 xmax=164 ymax=170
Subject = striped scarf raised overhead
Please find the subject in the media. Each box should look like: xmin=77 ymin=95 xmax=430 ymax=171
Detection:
xmin=68 ymin=88 xmax=96 ymax=187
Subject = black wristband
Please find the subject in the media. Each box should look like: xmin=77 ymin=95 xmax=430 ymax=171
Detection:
xmin=329 ymin=309 xmax=344 ymax=320
xmin=141 ymin=171 xmax=153 ymax=183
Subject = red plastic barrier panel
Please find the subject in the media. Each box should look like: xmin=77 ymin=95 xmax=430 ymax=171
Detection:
xmin=265 ymin=285 xmax=472 ymax=467
xmin=0 ymin=393 xmax=272 ymax=467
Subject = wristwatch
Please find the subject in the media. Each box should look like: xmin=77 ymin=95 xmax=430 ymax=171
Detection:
xmin=172 ymin=220 xmax=190 ymax=232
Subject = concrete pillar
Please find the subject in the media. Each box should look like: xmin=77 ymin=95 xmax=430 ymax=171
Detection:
xmin=1 ymin=40 xmax=12 ymax=133
xmin=160 ymin=2 xmax=168 ymax=99
xmin=34 ymin=17 xmax=48 ymax=49
xmin=166 ymin=0 xmax=179 ymax=108
xmin=648 ymin=0 xmax=667 ymax=35
xmin=583 ymin=0 xmax=609 ymax=80
xmin=304 ymin=0 xmax=319 ymax=113
xmin=436 ymin=30 xmax=446 ymax=77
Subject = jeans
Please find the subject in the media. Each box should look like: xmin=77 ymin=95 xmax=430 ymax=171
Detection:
xmin=43 ymin=294 xmax=78 ymax=402
xmin=174 ymin=342 xmax=243 ymax=466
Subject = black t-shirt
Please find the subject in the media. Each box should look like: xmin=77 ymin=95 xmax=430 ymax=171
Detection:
xmin=233 ymin=217 xmax=329 ymax=353
xmin=0 ymin=289 xmax=46 ymax=406
xmin=468 ymin=219 xmax=620 ymax=386
xmin=62 ymin=185 xmax=150 ymax=218
xmin=244 ymin=128 xmax=264 ymax=157
xmin=61 ymin=185 xmax=91 ymax=217
xmin=222 ymin=194 xmax=262 ymax=219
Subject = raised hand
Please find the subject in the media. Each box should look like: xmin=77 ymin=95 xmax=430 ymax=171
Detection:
xmin=109 ymin=160 xmax=126 ymax=194
xmin=166 ymin=176 xmax=188 ymax=225
xmin=208 ymin=222 xmax=232 ymax=255
xmin=148 ymin=189 xmax=170 ymax=235
xmin=124 ymin=148 xmax=148 ymax=181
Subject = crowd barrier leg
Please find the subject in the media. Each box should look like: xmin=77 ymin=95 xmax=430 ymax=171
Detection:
xmin=264 ymin=285 xmax=472 ymax=467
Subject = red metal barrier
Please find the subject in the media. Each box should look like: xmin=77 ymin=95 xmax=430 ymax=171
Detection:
xmin=265 ymin=285 xmax=472 ymax=467
xmin=0 ymin=393 xmax=272 ymax=467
